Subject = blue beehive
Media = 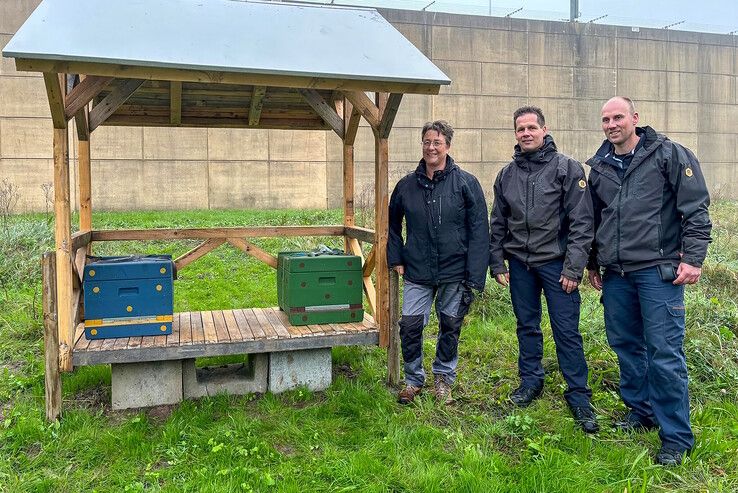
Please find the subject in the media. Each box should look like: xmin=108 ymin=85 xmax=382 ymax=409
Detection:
xmin=83 ymin=255 xmax=175 ymax=339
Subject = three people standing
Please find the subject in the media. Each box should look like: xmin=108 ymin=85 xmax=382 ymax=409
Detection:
xmin=389 ymin=96 xmax=711 ymax=465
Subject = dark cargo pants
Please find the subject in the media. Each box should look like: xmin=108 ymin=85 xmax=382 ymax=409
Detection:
xmin=602 ymin=266 xmax=693 ymax=452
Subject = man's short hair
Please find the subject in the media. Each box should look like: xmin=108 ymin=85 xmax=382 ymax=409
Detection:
xmin=421 ymin=120 xmax=454 ymax=146
xmin=613 ymin=96 xmax=636 ymax=115
xmin=513 ymin=106 xmax=545 ymax=128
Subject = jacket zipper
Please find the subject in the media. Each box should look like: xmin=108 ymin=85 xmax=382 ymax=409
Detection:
xmin=616 ymin=183 xmax=623 ymax=275
xmin=525 ymin=173 xmax=531 ymax=263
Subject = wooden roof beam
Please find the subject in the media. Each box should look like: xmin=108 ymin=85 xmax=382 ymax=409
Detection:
xmin=88 ymin=78 xmax=146 ymax=131
xmin=378 ymin=93 xmax=403 ymax=139
xmin=15 ymin=59 xmax=443 ymax=95
xmin=344 ymin=100 xmax=361 ymax=146
xmin=342 ymin=91 xmax=379 ymax=129
xmin=248 ymin=86 xmax=267 ymax=126
xmin=170 ymin=81 xmax=182 ymax=125
xmin=43 ymin=72 xmax=67 ymax=128
xmin=64 ymin=75 xmax=113 ymax=119
xmin=298 ymin=88 xmax=344 ymax=139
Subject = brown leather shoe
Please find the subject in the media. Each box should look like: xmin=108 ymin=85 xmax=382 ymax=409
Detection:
xmin=433 ymin=377 xmax=453 ymax=404
xmin=397 ymin=385 xmax=422 ymax=405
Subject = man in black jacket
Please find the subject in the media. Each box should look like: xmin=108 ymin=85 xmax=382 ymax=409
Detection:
xmin=388 ymin=120 xmax=489 ymax=405
xmin=489 ymin=106 xmax=598 ymax=433
xmin=587 ymin=96 xmax=712 ymax=465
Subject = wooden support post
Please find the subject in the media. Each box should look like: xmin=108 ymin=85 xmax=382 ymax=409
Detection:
xmin=53 ymin=127 xmax=74 ymax=372
xmin=42 ymin=253 xmax=62 ymax=421
xmin=374 ymin=134 xmax=390 ymax=347
xmin=78 ymin=139 xmax=91 ymax=232
xmin=342 ymin=99 xmax=356 ymax=254
xmin=387 ymin=269 xmax=400 ymax=386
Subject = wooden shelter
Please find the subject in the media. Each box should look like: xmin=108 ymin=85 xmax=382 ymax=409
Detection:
xmin=3 ymin=0 xmax=449 ymax=420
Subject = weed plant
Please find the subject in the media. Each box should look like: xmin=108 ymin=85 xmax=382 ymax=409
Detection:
xmin=0 ymin=205 xmax=736 ymax=492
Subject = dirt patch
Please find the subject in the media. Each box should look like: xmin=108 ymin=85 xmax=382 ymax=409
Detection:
xmin=333 ymin=362 xmax=358 ymax=381
xmin=69 ymin=384 xmax=109 ymax=412
xmin=0 ymin=361 xmax=25 ymax=373
xmin=146 ymin=404 xmax=176 ymax=423
xmin=274 ymin=443 xmax=297 ymax=457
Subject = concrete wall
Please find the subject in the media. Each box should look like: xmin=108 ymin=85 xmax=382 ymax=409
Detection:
xmin=1 ymin=3 xmax=737 ymax=212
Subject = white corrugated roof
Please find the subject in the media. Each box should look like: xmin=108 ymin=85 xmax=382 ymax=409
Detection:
xmin=3 ymin=0 xmax=449 ymax=87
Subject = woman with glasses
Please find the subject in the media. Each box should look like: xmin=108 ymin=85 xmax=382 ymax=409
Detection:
xmin=388 ymin=120 xmax=489 ymax=405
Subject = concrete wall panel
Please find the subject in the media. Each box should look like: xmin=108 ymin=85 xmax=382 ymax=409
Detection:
xmin=393 ymin=93 xmax=433 ymax=129
xmin=528 ymin=65 xmax=573 ymax=98
xmin=268 ymin=162 xmax=327 ymax=209
xmin=0 ymin=118 xmax=52 ymax=158
xmin=665 ymin=42 xmax=698 ymax=72
xmin=698 ymin=44 xmax=734 ymax=75
xmin=143 ymin=127 xmax=207 ymax=160
xmin=479 ymin=96 xmax=528 ymax=129
xmin=0 ymin=76 xmax=48 ymax=117
xmin=432 ymin=26 xmax=473 ymax=61
xmin=472 ymin=29 xmax=528 ymax=64
xmin=618 ymin=39 xmax=668 ymax=71
xmin=0 ymin=0 xmax=41 ymax=34
xmin=481 ymin=129 xmax=515 ymax=162
xmin=141 ymin=160 xmax=209 ymax=210
xmin=90 ymin=126 xmax=143 ymax=160
xmin=699 ymin=74 xmax=735 ymax=105
xmin=575 ymin=35 xmax=618 ymax=68
xmin=435 ymin=60 xmax=481 ymax=95
xmin=666 ymin=72 xmax=700 ymax=103
xmin=529 ymin=33 xmax=574 ymax=66
xmin=207 ymin=128 xmax=269 ymax=161
xmin=481 ymin=63 xmax=528 ymax=96
xmin=0 ymin=158 xmax=52 ymax=212
xmin=702 ymin=163 xmax=737 ymax=200
xmin=208 ymin=161 xmax=271 ymax=209
xmin=696 ymin=134 xmax=736 ymax=164
xmin=449 ymin=129 xmax=482 ymax=163
xmin=268 ymin=130 xmax=326 ymax=162
xmin=617 ymin=69 xmax=666 ymax=101
xmin=574 ymin=68 xmax=617 ymax=99
xmin=91 ymin=160 xmax=145 ymax=211
xmin=433 ymin=95 xmax=482 ymax=128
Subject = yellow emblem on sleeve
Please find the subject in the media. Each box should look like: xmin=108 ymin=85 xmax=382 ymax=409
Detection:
xmin=578 ymin=179 xmax=587 ymax=189
xmin=685 ymin=167 xmax=693 ymax=177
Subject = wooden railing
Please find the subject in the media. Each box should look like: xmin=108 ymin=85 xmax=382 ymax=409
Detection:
xmin=69 ymin=225 xmax=379 ymax=329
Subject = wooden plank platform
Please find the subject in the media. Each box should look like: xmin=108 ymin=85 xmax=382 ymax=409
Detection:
xmin=73 ymin=308 xmax=378 ymax=366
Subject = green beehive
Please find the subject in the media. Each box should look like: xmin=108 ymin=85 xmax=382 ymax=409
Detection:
xmin=277 ymin=252 xmax=363 ymax=326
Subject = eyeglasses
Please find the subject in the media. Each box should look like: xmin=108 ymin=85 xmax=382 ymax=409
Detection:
xmin=421 ymin=140 xmax=446 ymax=148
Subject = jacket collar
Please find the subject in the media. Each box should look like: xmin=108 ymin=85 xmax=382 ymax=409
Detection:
xmin=415 ymin=155 xmax=458 ymax=189
xmin=513 ymin=134 xmax=558 ymax=171
xmin=592 ymin=126 xmax=662 ymax=168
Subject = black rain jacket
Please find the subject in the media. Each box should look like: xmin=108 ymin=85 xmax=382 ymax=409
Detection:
xmin=388 ymin=156 xmax=489 ymax=290
xmin=489 ymin=135 xmax=594 ymax=281
xmin=586 ymin=126 xmax=712 ymax=272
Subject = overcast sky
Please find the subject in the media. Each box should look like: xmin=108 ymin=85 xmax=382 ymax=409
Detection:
xmin=311 ymin=0 xmax=738 ymax=34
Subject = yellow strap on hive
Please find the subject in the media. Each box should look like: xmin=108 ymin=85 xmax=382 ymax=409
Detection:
xmin=85 ymin=314 xmax=173 ymax=327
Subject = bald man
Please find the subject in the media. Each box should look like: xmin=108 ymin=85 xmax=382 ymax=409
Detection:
xmin=586 ymin=96 xmax=712 ymax=466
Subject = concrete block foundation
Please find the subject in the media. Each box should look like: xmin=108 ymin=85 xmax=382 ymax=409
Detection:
xmin=269 ymin=348 xmax=332 ymax=393
xmin=182 ymin=354 xmax=268 ymax=399
xmin=111 ymin=360 xmax=183 ymax=410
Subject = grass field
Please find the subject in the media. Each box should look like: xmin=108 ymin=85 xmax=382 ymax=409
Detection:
xmin=0 ymin=205 xmax=736 ymax=492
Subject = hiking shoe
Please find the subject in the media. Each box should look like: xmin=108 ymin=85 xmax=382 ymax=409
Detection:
xmin=656 ymin=447 xmax=687 ymax=466
xmin=397 ymin=385 xmax=422 ymax=405
xmin=614 ymin=412 xmax=658 ymax=433
xmin=510 ymin=385 xmax=543 ymax=407
xmin=433 ymin=376 xmax=453 ymax=404
xmin=570 ymin=406 xmax=600 ymax=434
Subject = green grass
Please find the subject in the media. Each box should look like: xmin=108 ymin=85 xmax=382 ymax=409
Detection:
xmin=1 ymin=205 xmax=737 ymax=492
